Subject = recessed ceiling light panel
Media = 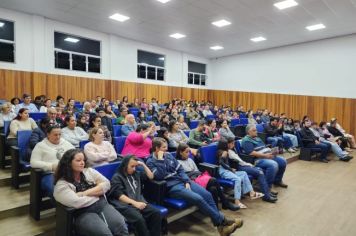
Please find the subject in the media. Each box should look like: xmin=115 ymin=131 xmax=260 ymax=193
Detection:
xmin=250 ymin=36 xmax=267 ymax=42
xmin=212 ymin=19 xmax=231 ymax=28
xmin=210 ymin=45 xmax=224 ymax=50
xmin=274 ymin=0 xmax=298 ymax=10
xmin=157 ymin=0 xmax=171 ymax=3
xmin=170 ymin=33 xmax=186 ymax=39
xmin=306 ymin=23 xmax=326 ymax=31
xmin=109 ymin=13 xmax=130 ymax=22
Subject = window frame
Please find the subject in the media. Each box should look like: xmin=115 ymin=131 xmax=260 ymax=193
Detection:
xmin=53 ymin=31 xmax=102 ymax=74
xmin=0 ymin=19 xmax=16 ymax=64
xmin=137 ymin=50 xmax=166 ymax=81
xmin=187 ymin=61 xmax=207 ymax=86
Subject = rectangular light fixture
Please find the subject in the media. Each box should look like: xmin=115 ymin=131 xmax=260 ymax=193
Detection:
xmin=274 ymin=0 xmax=298 ymax=10
xmin=306 ymin=23 xmax=325 ymax=31
xmin=212 ymin=19 xmax=231 ymax=28
xmin=250 ymin=36 xmax=267 ymax=42
xmin=210 ymin=45 xmax=224 ymax=50
xmin=0 ymin=22 xmax=4 ymax=27
xmin=170 ymin=33 xmax=186 ymax=39
xmin=156 ymin=0 xmax=171 ymax=3
xmin=109 ymin=13 xmax=130 ymax=22
xmin=64 ymin=37 xmax=80 ymax=43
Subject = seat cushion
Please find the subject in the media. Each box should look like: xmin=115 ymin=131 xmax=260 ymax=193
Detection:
xmin=217 ymin=178 xmax=235 ymax=188
xmin=164 ymin=198 xmax=188 ymax=210
xmin=150 ymin=204 xmax=168 ymax=217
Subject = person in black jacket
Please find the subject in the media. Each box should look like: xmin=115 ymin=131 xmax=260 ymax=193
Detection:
xmin=300 ymin=120 xmax=331 ymax=163
xmin=108 ymin=155 xmax=161 ymax=236
xmin=96 ymin=107 xmax=113 ymax=133
xmin=264 ymin=117 xmax=294 ymax=153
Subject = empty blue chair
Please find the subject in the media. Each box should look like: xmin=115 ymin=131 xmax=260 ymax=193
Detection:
xmin=189 ymin=120 xmax=199 ymax=129
xmin=79 ymin=140 xmax=90 ymax=149
xmin=113 ymin=125 xmax=122 ymax=137
xmin=113 ymin=136 xmax=127 ymax=154
xmin=29 ymin=112 xmax=47 ymax=121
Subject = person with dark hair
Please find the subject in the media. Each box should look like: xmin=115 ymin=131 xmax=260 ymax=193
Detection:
xmin=146 ymin=138 xmax=243 ymax=236
xmin=96 ymin=107 xmax=113 ymax=132
xmin=121 ymin=123 xmax=155 ymax=159
xmin=108 ymin=155 xmax=161 ymax=236
xmin=329 ymin=118 xmax=356 ymax=149
xmin=157 ymin=127 xmax=176 ymax=152
xmin=6 ymin=108 xmax=38 ymax=146
xmin=30 ymin=124 xmax=74 ymax=198
xmin=219 ymin=119 xmax=236 ymax=140
xmin=89 ymin=115 xmax=112 ymax=143
xmin=225 ymin=137 xmax=277 ymax=203
xmin=55 ymin=95 xmax=65 ymax=107
xmin=61 ymin=115 xmax=89 ymax=148
xmin=217 ymin=139 xmax=264 ymax=209
xmin=84 ymin=127 xmax=117 ymax=167
xmin=176 ymin=143 xmax=239 ymax=211
xmin=76 ymin=113 xmax=90 ymax=132
xmin=159 ymin=114 xmax=170 ymax=129
xmin=264 ymin=117 xmax=296 ymax=153
xmin=188 ymin=120 xmax=209 ymax=148
xmin=136 ymin=111 xmax=147 ymax=125
xmin=15 ymin=93 xmax=39 ymax=113
xmin=26 ymin=117 xmax=52 ymax=162
xmin=10 ymin=97 xmax=20 ymax=113
xmin=54 ymin=149 xmax=128 ymax=236
xmin=115 ymin=107 xmax=128 ymax=125
xmin=122 ymin=114 xmax=137 ymax=136
xmin=300 ymin=120 xmax=331 ymax=163
xmin=40 ymin=98 xmax=53 ymax=113
xmin=204 ymin=119 xmax=220 ymax=142
xmin=33 ymin=96 xmax=43 ymax=110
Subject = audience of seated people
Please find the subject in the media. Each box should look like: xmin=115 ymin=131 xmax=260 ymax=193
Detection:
xmin=2 ymin=93 xmax=356 ymax=235
xmin=53 ymin=149 xmax=129 ymax=236
xmin=146 ymin=138 xmax=243 ymax=236
xmin=84 ymin=127 xmax=117 ymax=167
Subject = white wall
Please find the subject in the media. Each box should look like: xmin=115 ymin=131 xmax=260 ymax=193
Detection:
xmin=0 ymin=7 xmax=211 ymax=88
xmin=210 ymin=34 xmax=356 ymax=99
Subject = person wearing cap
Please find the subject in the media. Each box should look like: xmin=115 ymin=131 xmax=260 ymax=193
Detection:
xmin=15 ymin=94 xmax=39 ymax=114
xmin=330 ymin=118 xmax=356 ymax=149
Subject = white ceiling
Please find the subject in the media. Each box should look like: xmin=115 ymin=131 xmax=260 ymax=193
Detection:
xmin=1 ymin=0 xmax=356 ymax=58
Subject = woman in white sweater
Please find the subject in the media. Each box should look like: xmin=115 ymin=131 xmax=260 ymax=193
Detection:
xmin=7 ymin=108 xmax=38 ymax=146
xmin=84 ymin=127 xmax=117 ymax=167
xmin=30 ymin=125 xmax=74 ymax=198
xmin=54 ymin=149 xmax=128 ymax=236
xmin=0 ymin=102 xmax=16 ymax=130
xmin=61 ymin=115 xmax=89 ymax=147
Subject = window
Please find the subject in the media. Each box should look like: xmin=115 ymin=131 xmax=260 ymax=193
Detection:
xmin=54 ymin=32 xmax=101 ymax=73
xmin=137 ymin=50 xmax=165 ymax=81
xmin=0 ymin=19 xmax=15 ymax=63
xmin=188 ymin=61 xmax=207 ymax=86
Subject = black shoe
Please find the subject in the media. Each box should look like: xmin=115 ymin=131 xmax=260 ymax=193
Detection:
xmin=270 ymin=190 xmax=278 ymax=196
xmin=347 ymin=155 xmax=353 ymax=160
xmin=320 ymin=158 xmax=329 ymax=163
xmin=274 ymin=182 xmax=288 ymax=188
xmin=340 ymin=156 xmax=351 ymax=162
xmin=263 ymin=196 xmax=278 ymax=203
xmin=222 ymin=202 xmax=240 ymax=211
xmin=270 ymin=192 xmax=278 ymax=198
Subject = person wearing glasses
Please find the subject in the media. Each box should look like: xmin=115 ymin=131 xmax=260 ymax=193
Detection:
xmin=30 ymin=124 xmax=74 ymax=199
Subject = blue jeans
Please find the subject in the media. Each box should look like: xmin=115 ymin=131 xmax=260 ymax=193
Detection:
xmin=218 ymin=167 xmax=253 ymax=200
xmin=283 ymin=133 xmax=298 ymax=148
xmin=168 ymin=181 xmax=224 ymax=226
xmin=255 ymin=156 xmax=287 ymax=187
xmin=237 ymin=165 xmax=271 ymax=199
xmin=321 ymin=140 xmax=346 ymax=158
xmin=305 ymin=142 xmax=330 ymax=160
xmin=41 ymin=173 xmax=54 ymax=199
xmin=266 ymin=136 xmax=283 ymax=148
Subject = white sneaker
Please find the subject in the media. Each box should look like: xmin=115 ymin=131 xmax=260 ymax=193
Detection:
xmin=288 ymin=148 xmax=296 ymax=153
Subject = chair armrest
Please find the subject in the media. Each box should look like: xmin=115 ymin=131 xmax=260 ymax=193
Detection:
xmin=29 ymin=168 xmax=44 ymax=220
xmin=198 ymin=162 xmax=218 ymax=177
xmin=10 ymin=146 xmax=20 ymax=188
xmin=239 ymin=153 xmax=256 ymax=165
xmin=143 ymin=180 xmax=166 ymax=205
xmin=56 ymin=202 xmax=76 ymax=236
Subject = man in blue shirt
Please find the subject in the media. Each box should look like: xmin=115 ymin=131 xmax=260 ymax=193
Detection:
xmin=241 ymin=124 xmax=288 ymax=190
xmin=15 ymin=94 xmax=39 ymax=114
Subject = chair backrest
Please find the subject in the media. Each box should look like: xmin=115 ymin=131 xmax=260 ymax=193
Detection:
xmin=206 ymin=115 xmax=215 ymax=120
xmin=113 ymin=136 xmax=127 ymax=154
xmin=239 ymin=118 xmax=248 ymax=125
xmin=239 ymin=113 xmax=247 ymax=119
xmin=295 ymin=131 xmax=304 ymax=147
xmin=235 ymin=140 xmax=244 ymax=154
xmin=169 ymin=152 xmax=177 ymax=158
xmin=256 ymin=124 xmax=265 ymax=133
xmin=230 ymin=118 xmax=239 ymax=127
xmin=29 ymin=112 xmax=47 ymax=121
xmin=79 ymin=140 xmax=90 ymax=150
xmin=112 ymin=125 xmax=122 ymax=137
xmin=130 ymin=110 xmax=139 ymax=118
xmin=94 ymin=162 xmax=121 ymax=180
xmin=3 ymin=120 xmax=11 ymax=137
xmin=17 ymin=130 xmax=32 ymax=161
xmin=199 ymin=144 xmax=218 ymax=164
xmin=189 ymin=120 xmax=199 ymax=129
xmin=74 ymin=104 xmax=83 ymax=110
xmin=183 ymin=130 xmax=190 ymax=137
